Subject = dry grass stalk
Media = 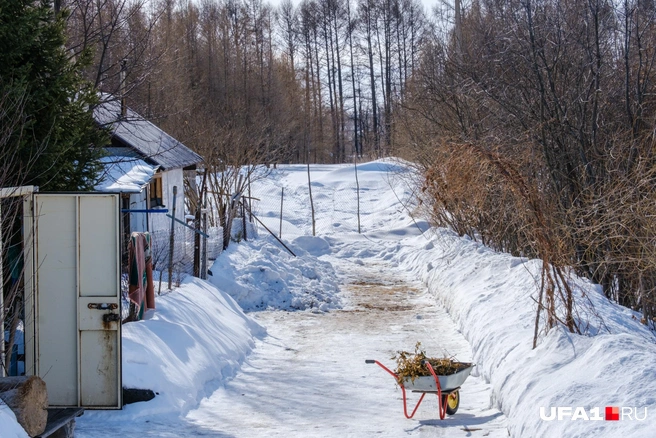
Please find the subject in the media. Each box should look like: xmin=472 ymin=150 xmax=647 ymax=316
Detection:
xmin=393 ymin=342 xmax=462 ymax=385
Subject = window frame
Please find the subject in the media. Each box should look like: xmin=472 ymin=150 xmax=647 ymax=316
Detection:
xmin=149 ymin=174 xmax=164 ymax=208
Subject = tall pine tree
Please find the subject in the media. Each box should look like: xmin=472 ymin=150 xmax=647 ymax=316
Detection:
xmin=0 ymin=0 xmax=106 ymax=191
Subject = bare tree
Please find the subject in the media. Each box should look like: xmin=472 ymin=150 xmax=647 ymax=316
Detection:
xmin=398 ymin=0 xmax=656 ymax=339
xmin=0 ymin=91 xmax=40 ymax=374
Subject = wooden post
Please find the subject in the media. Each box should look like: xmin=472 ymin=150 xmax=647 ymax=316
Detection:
xmin=194 ymin=205 xmax=201 ymax=278
xmin=168 ymin=186 xmax=177 ymax=290
xmin=354 ymin=158 xmax=361 ymax=233
xmin=247 ymin=172 xmax=252 ymax=222
xmin=201 ymin=209 xmax=208 ymax=280
xmin=279 ymin=187 xmax=284 ymax=239
xmin=242 ymin=202 xmax=247 ymax=241
xmin=307 ymin=163 xmax=316 ymax=236
xmin=193 ymin=171 xmax=208 ymax=278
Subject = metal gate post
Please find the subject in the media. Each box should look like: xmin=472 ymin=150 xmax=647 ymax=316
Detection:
xmin=0 ymin=186 xmax=37 ymax=377
xmin=1 ymin=202 xmax=4 ymax=377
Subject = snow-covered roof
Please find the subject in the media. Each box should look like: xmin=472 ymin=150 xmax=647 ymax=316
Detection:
xmin=96 ymin=156 xmax=157 ymax=193
xmin=94 ymin=95 xmax=202 ymax=171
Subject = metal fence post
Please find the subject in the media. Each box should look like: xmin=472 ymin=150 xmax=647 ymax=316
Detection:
xmin=0 ymin=202 xmax=4 ymax=377
xmin=201 ymin=209 xmax=208 ymax=280
xmin=279 ymin=187 xmax=284 ymax=239
xmin=248 ymin=172 xmax=252 ymax=222
xmin=242 ymin=202 xmax=247 ymax=241
xmin=307 ymin=163 xmax=316 ymax=236
xmin=355 ymin=159 xmax=361 ymax=234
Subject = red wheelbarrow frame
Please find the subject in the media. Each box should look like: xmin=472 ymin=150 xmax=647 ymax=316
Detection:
xmin=365 ymin=359 xmax=460 ymax=420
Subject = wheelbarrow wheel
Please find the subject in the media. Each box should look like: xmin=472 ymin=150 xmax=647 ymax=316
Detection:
xmin=442 ymin=391 xmax=460 ymax=415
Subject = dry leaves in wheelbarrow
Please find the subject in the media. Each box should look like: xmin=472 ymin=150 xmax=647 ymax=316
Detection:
xmin=393 ymin=342 xmax=462 ymax=386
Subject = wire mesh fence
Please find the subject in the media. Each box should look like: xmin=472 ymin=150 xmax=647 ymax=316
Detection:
xmin=117 ymin=160 xmax=414 ymax=312
xmin=248 ymin=162 xmax=415 ymax=240
xmin=119 ymin=213 xmax=224 ymax=316
xmin=152 ymin=220 xmax=225 ymax=283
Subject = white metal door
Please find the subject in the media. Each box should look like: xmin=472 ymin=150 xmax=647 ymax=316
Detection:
xmin=26 ymin=193 xmax=121 ymax=408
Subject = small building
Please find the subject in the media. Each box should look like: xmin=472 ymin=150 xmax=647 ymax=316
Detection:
xmin=95 ymin=155 xmax=157 ymax=233
xmin=94 ymin=95 xmax=202 ymax=237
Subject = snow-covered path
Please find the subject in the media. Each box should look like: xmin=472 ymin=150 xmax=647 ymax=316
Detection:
xmin=185 ymin=254 xmax=508 ymax=437
xmin=65 ymin=161 xmax=511 ymax=438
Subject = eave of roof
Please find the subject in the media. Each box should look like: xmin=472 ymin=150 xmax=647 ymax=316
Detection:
xmin=96 ymin=156 xmax=158 ymax=193
xmin=94 ymin=95 xmax=203 ymax=171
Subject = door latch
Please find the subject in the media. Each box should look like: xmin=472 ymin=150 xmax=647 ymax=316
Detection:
xmin=88 ymin=303 xmax=118 ymax=310
xmin=102 ymin=313 xmax=120 ymax=323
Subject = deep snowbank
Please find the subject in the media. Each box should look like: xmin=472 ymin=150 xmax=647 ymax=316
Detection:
xmin=74 ymin=277 xmax=264 ymax=428
xmin=208 ymin=235 xmax=341 ymax=311
xmin=3 ymin=277 xmax=264 ymax=436
xmin=392 ymin=228 xmax=656 ymax=437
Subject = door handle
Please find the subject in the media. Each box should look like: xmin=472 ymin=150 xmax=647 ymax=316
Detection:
xmin=87 ymin=303 xmax=118 ymax=310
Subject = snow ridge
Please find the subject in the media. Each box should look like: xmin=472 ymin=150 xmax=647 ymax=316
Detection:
xmin=393 ymin=228 xmax=656 ymax=438
xmin=209 ymin=235 xmax=341 ymax=312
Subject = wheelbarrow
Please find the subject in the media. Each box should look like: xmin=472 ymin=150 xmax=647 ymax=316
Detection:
xmin=366 ymin=359 xmax=474 ymax=419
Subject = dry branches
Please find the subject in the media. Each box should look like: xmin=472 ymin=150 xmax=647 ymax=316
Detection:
xmin=393 ymin=342 xmax=463 ymax=385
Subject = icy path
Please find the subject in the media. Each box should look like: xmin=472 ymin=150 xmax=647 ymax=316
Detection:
xmin=185 ymin=257 xmax=508 ymax=437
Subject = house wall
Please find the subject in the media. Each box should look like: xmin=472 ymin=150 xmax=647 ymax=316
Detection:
xmin=150 ymin=168 xmax=185 ymax=234
xmin=129 ymin=191 xmax=148 ymax=233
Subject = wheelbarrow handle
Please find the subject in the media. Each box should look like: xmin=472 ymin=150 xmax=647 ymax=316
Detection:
xmin=365 ymin=360 xmax=398 ymax=379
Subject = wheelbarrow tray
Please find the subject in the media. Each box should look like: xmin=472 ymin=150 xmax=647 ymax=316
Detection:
xmin=401 ymin=362 xmax=474 ymax=392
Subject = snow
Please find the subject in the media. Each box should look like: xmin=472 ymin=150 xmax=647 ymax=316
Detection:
xmin=184 ymin=257 xmax=508 ymax=437
xmin=393 ymin=229 xmax=656 ymax=437
xmin=0 ymin=405 xmax=27 ymax=438
xmin=5 ymin=159 xmax=656 ymax=437
xmin=69 ymin=278 xmax=264 ymax=428
xmin=249 ymin=161 xmax=415 ymax=237
xmin=208 ymin=235 xmax=341 ymax=312
xmin=96 ymin=156 xmax=156 ymax=193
